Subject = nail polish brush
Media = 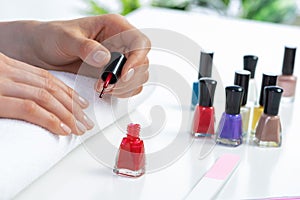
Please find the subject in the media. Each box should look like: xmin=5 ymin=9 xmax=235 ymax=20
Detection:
xmin=99 ymin=52 xmax=127 ymax=98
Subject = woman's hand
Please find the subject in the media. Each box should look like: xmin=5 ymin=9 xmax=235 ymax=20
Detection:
xmin=1 ymin=14 xmax=151 ymax=98
xmin=0 ymin=15 xmax=150 ymax=135
xmin=0 ymin=53 xmax=94 ymax=135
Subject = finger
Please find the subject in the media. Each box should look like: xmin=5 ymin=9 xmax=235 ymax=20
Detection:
xmin=6 ymin=59 xmax=89 ymax=108
xmin=66 ymin=36 xmax=111 ymax=68
xmin=105 ymin=70 xmax=148 ymax=98
xmin=36 ymin=77 xmax=95 ymax=130
xmin=120 ymin=33 xmax=151 ymax=77
xmin=1 ymin=81 xmax=89 ymax=135
xmin=92 ymin=19 xmax=150 ymax=76
xmin=9 ymin=66 xmax=90 ymax=114
xmin=76 ymin=15 xmax=151 ymax=79
xmin=112 ymin=65 xmax=149 ymax=93
xmin=0 ymin=97 xmax=71 ymax=136
xmin=98 ymin=15 xmax=151 ymax=53
xmin=122 ymin=57 xmax=149 ymax=82
xmin=113 ymin=86 xmax=143 ymax=98
xmin=95 ymin=59 xmax=148 ymax=91
xmin=95 ymin=63 xmax=148 ymax=97
xmin=94 ymin=80 xmax=115 ymax=94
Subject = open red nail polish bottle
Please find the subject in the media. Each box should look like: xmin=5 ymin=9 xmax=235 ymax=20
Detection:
xmin=99 ymin=52 xmax=127 ymax=98
xmin=192 ymin=78 xmax=217 ymax=137
xmin=113 ymin=123 xmax=145 ymax=177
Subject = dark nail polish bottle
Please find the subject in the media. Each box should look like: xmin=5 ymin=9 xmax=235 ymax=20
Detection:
xmin=277 ymin=46 xmax=297 ymax=103
xmin=255 ymin=86 xmax=283 ymax=147
xmin=244 ymin=55 xmax=259 ymax=105
xmin=191 ymin=51 xmax=214 ymax=110
xmin=234 ymin=70 xmax=251 ymax=137
xmin=113 ymin=123 xmax=145 ymax=177
xmin=192 ymin=78 xmax=217 ymax=137
xmin=251 ymin=73 xmax=277 ymax=135
xmin=216 ymin=86 xmax=244 ymax=147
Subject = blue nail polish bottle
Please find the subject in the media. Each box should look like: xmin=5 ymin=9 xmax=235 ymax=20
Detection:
xmin=216 ymin=86 xmax=244 ymax=147
xmin=191 ymin=51 xmax=214 ymax=110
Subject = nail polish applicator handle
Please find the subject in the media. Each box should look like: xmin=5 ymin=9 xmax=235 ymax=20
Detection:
xmin=99 ymin=52 xmax=127 ymax=98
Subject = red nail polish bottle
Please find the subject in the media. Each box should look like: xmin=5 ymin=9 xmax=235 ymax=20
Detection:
xmin=113 ymin=123 xmax=145 ymax=177
xmin=192 ymin=78 xmax=217 ymax=137
xmin=99 ymin=52 xmax=126 ymax=98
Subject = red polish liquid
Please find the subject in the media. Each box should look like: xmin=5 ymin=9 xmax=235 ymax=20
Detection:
xmin=99 ymin=73 xmax=113 ymax=98
xmin=193 ymin=106 xmax=215 ymax=137
xmin=113 ymin=123 xmax=145 ymax=177
xmin=192 ymin=78 xmax=217 ymax=137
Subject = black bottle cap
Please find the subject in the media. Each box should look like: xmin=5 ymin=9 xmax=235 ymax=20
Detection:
xmin=225 ymin=86 xmax=244 ymax=115
xmin=101 ymin=52 xmax=127 ymax=84
xmin=258 ymin=73 xmax=278 ymax=106
xmin=234 ymin=70 xmax=251 ymax=106
xmin=198 ymin=78 xmax=217 ymax=107
xmin=282 ymin=46 xmax=296 ymax=75
xmin=263 ymin=86 xmax=283 ymax=116
xmin=198 ymin=51 xmax=214 ymax=79
xmin=243 ymin=55 xmax=258 ymax=79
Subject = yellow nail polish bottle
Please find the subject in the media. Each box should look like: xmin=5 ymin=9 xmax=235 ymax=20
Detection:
xmin=251 ymin=105 xmax=263 ymax=134
xmin=251 ymin=73 xmax=277 ymax=135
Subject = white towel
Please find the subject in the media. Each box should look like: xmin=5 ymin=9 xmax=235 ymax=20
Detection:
xmin=0 ymin=71 xmax=138 ymax=200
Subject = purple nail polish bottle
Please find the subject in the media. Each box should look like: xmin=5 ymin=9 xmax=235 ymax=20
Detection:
xmin=216 ymin=86 xmax=244 ymax=147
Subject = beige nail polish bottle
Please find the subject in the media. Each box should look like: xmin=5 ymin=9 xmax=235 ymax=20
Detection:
xmin=277 ymin=46 xmax=297 ymax=103
xmin=255 ymin=86 xmax=283 ymax=147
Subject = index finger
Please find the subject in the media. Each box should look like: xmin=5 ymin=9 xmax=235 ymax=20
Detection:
xmin=120 ymin=29 xmax=151 ymax=76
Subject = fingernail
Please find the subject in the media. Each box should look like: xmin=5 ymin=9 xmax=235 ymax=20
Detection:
xmin=78 ymin=95 xmax=89 ymax=107
xmin=76 ymin=120 xmax=87 ymax=133
xmin=95 ymin=80 xmax=103 ymax=92
xmin=105 ymin=84 xmax=114 ymax=92
xmin=123 ymin=68 xmax=134 ymax=82
xmin=60 ymin=122 xmax=72 ymax=135
xmin=83 ymin=114 xmax=94 ymax=128
xmin=93 ymin=51 xmax=108 ymax=63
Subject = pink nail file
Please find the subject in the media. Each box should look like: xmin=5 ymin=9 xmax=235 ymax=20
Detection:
xmin=186 ymin=154 xmax=241 ymax=200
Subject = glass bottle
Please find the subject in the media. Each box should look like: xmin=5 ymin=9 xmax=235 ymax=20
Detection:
xmin=277 ymin=46 xmax=297 ymax=103
xmin=191 ymin=51 xmax=213 ymax=110
xmin=113 ymin=123 xmax=145 ymax=177
xmin=216 ymin=86 xmax=244 ymax=147
xmin=251 ymin=73 xmax=277 ymax=135
xmin=255 ymin=86 xmax=283 ymax=147
xmin=192 ymin=78 xmax=217 ymax=137
xmin=234 ymin=70 xmax=251 ymax=137
xmin=243 ymin=55 xmax=259 ymax=106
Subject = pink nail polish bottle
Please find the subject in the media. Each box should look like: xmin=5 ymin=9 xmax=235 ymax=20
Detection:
xmin=277 ymin=46 xmax=297 ymax=103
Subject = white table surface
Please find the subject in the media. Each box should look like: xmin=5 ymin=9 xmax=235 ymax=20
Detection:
xmin=13 ymin=7 xmax=300 ymax=200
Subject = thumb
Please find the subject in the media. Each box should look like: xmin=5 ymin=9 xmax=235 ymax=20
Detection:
xmin=72 ymin=37 xmax=111 ymax=68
